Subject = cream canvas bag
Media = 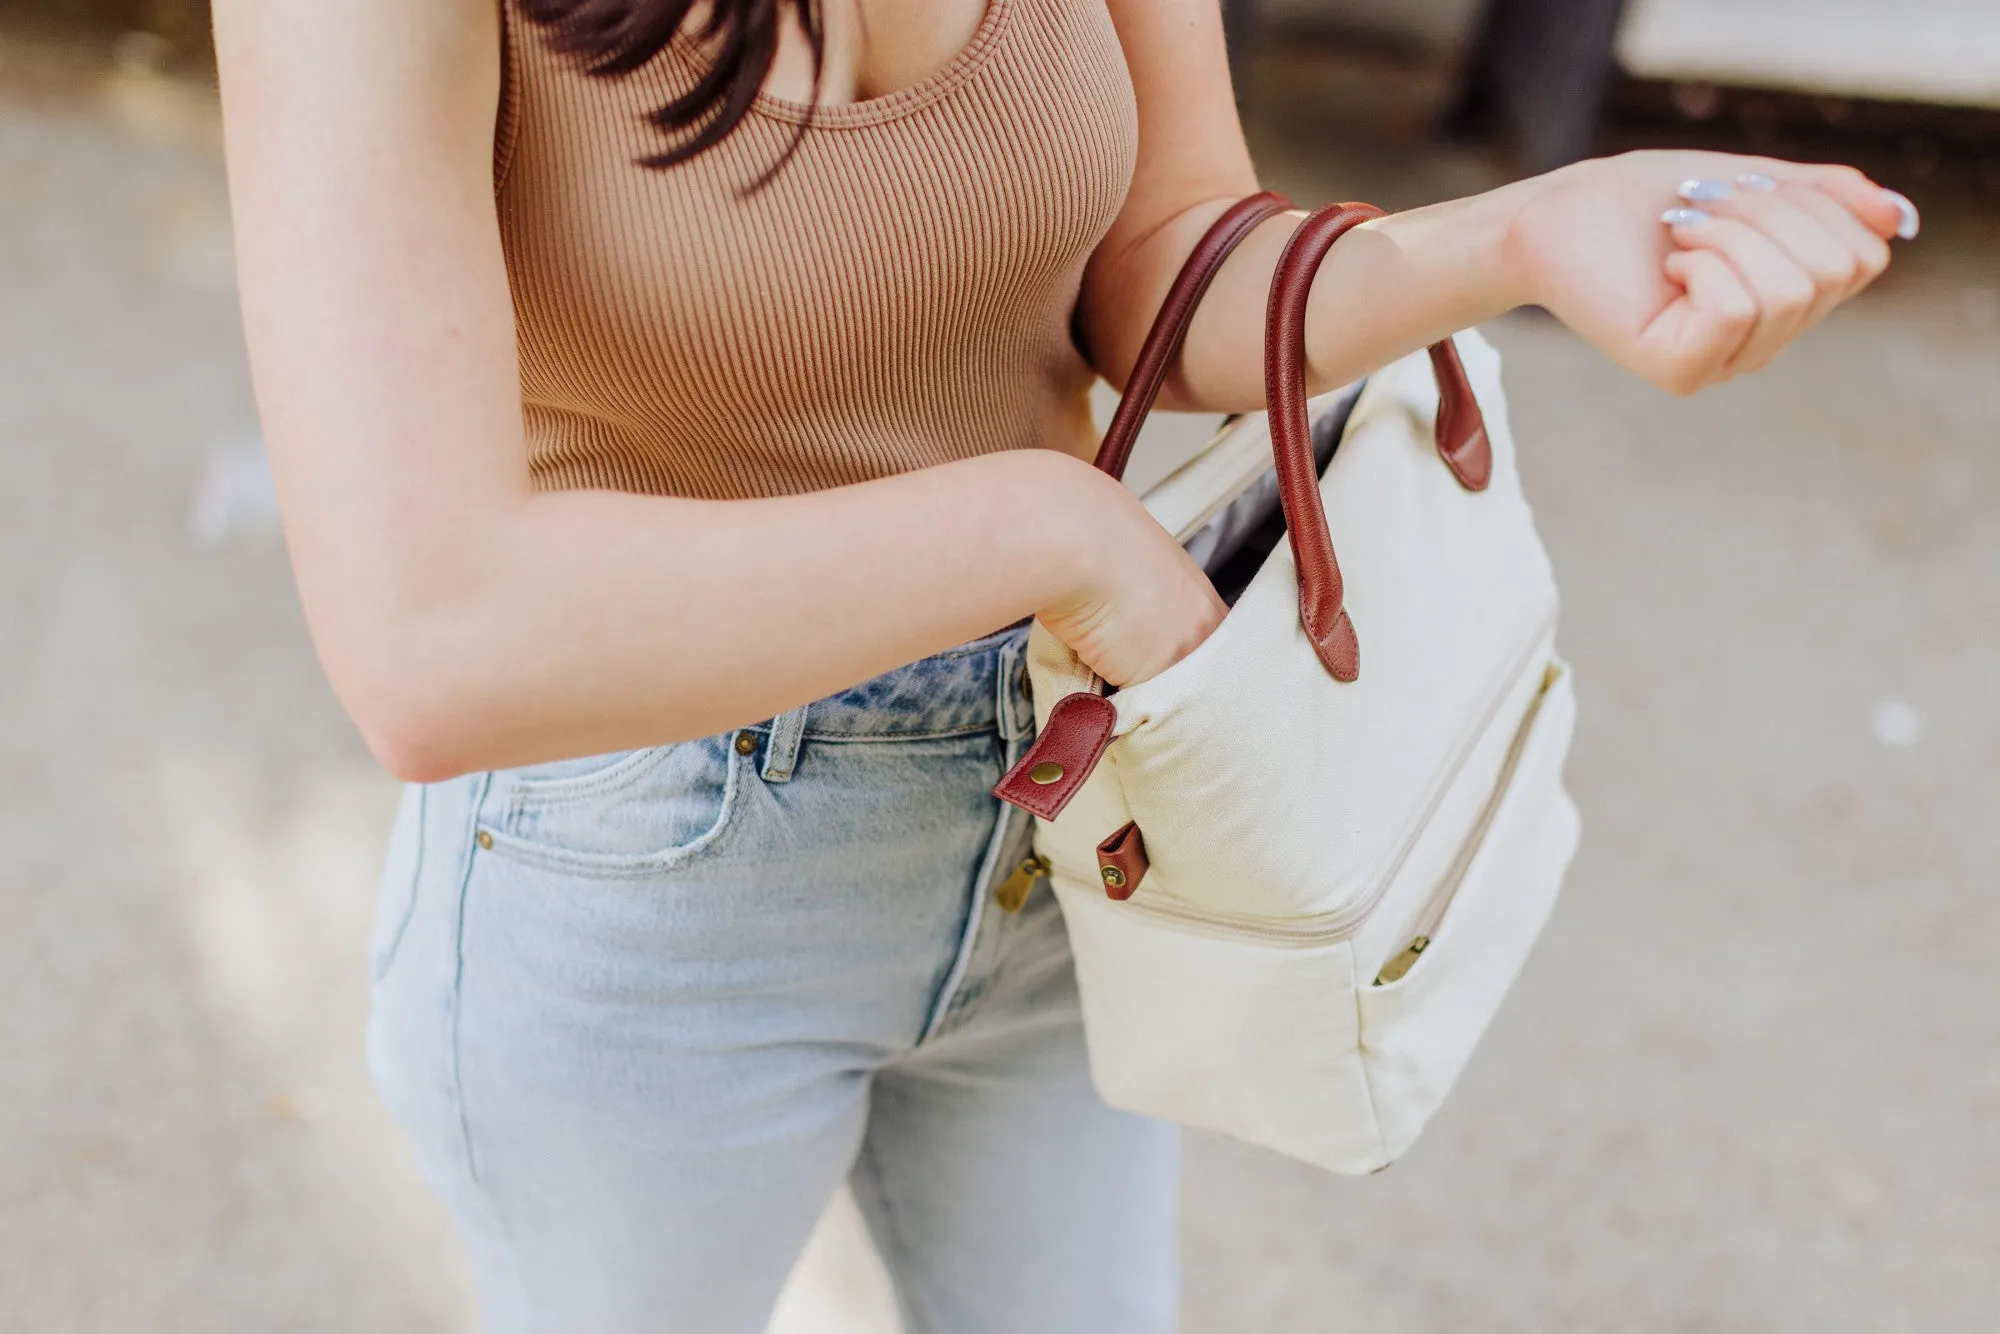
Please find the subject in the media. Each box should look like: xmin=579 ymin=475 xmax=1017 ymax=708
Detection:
xmin=994 ymin=196 xmax=1582 ymax=1174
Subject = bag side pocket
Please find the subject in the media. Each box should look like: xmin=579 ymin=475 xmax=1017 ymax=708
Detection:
xmin=1052 ymin=876 xmax=1385 ymax=1172
xmin=1358 ymin=662 xmax=1581 ymax=1161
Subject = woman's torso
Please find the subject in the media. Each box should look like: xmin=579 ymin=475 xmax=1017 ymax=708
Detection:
xmin=493 ymin=0 xmax=1138 ymax=500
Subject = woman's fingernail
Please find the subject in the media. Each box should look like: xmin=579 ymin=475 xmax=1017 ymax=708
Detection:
xmin=1736 ymin=172 xmax=1778 ymax=192
xmin=1677 ymin=178 xmax=1735 ymax=203
xmin=1661 ymin=207 xmax=1712 ymax=227
xmin=1882 ymin=188 xmax=1920 ymax=239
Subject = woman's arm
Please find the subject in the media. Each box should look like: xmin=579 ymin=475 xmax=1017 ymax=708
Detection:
xmin=214 ymin=0 xmax=1222 ymax=781
xmin=1088 ymin=0 xmax=1907 ymax=408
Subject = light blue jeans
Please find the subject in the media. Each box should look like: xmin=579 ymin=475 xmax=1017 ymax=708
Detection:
xmin=366 ymin=624 xmax=1179 ymax=1333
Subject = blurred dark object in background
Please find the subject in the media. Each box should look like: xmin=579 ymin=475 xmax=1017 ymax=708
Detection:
xmin=1220 ymin=0 xmax=1631 ymax=172
xmin=1607 ymin=80 xmax=2000 ymax=201
xmin=1225 ymin=0 xmax=2000 ymax=206
xmin=5 ymin=0 xmax=210 ymax=67
xmin=1455 ymin=0 xmax=1629 ymax=172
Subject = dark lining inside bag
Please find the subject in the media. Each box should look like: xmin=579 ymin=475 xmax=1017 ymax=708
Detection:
xmin=1185 ymin=381 xmax=1364 ymax=607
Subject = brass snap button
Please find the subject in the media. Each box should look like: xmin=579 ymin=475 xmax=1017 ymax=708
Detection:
xmin=733 ymin=730 xmax=758 ymax=756
xmin=1100 ymin=865 xmax=1127 ymax=889
xmin=1028 ymin=760 xmax=1065 ymax=785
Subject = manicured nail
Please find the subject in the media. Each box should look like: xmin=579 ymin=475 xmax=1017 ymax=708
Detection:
xmin=1677 ymin=178 xmax=1735 ymax=203
xmin=1661 ymin=207 xmax=1712 ymax=227
xmin=1882 ymin=189 xmax=1920 ymax=239
xmin=1736 ymin=172 xmax=1778 ymax=192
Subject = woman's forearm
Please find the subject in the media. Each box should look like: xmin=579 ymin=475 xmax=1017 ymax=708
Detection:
xmin=1090 ymin=150 xmax=1905 ymax=412
xmin=1082 ymin=182 xmax=1541 ymax=413
xmin=335 ymin=447 xmax=1149 ymax=781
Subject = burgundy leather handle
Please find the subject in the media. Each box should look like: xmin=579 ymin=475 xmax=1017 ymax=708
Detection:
xmin=1091 ymin=191 xmax=1294 ymax=481
xmin=993 ymin=196 xmax=1497 ymax=838
xmin=1266 ymin=203 xmax=1494 ymax=682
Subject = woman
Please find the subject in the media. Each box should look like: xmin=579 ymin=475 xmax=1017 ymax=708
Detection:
xmin=212 ymin=0 xmax=1912 ymax=1328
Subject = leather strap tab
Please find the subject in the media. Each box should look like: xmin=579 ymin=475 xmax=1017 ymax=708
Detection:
xmin=1427 ymin=338 xmax=1493 ymax=491
xmin=1092 ymin=192 xmax=1293 ymax=481
xmin=992 ymin=692 xmax=1117 ymax=820
xmin=1095 ymin=821 xmax=1149 ymax=900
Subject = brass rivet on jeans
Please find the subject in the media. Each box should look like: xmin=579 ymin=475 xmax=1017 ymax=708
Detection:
xmin=1029 ymin=760 xmax=1065 ymax=785
xmin=476 ymin=830 xmax=494 ymax=850
xmin=734 ymin=730 xmax=758 ymax=756
xmin=1100 ymin=865 xmax=1127 ymax=889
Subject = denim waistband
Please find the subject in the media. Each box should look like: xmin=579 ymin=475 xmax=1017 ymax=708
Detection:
xmin=758 ymin=621 xmax=1034 ymax=744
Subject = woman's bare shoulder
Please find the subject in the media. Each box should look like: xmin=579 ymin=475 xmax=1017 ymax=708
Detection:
xmin=211 ymin=0 xmax=500 ymax=150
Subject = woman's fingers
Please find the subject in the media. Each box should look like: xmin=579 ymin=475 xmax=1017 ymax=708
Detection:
xmin=1770 ymin=182 xmax=1894 ymax=298
xmin=1721 ymin=157 xmax=1914 ymax=241
xmin=1663 ymin=168 xmax=1899 ymax=376
xmin=1697 ymin=181 xmax=1875 ymax=331
xmin=1645 ymin=247 xmax=1757 ymax=392
xmin=1665 ymin=211 xmax=1819 ymax=374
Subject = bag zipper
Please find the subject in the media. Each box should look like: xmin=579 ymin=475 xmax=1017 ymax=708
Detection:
xmin=1373 ymin=659 xmax=1563 ymax=984
xmin=1091 ymin=607 xmax=1560 ymax=951
xmin=995 ymin=854 xmax=1050 ymax=913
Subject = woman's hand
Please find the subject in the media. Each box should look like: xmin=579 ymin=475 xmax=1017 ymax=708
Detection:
xmin=1506 ymin=151 xmax=1913 ymax=395
xmin=1035 ymin=462 xmax=1228 ymax=690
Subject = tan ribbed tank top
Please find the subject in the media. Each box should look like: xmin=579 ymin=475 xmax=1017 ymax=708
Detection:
xmin=494 ymin=0 xmax=1139 ymax=500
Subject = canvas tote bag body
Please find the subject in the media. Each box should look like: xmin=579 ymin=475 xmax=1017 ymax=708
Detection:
xmin=993 ymin=195 xmax=1582 ymax=1174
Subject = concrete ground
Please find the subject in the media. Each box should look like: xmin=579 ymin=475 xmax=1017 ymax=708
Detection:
xmin=3 ymin=20 xmax=1997 ymax=1334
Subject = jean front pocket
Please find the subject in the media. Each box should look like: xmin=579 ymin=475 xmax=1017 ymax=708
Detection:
xmin=475 ymin=733 xmax=746 ymax=879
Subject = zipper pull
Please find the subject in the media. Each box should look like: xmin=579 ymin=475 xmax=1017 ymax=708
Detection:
xmin=1374 ymin=935 xmax=1431 ymax=986
xmin=994 ymin=855 xmax=1049 ymax=914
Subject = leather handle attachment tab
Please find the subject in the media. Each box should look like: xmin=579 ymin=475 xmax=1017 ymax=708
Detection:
xmin=1266 ymin=202 xmax=1494 ymax=683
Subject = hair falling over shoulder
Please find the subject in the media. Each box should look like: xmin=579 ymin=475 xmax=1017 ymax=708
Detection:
xmin=520 ymin=0 xmax=821 ymax=183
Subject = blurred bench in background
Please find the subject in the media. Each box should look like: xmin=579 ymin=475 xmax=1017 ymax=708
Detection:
xmin=1230 ymin=0 xmax=1999 ymax=172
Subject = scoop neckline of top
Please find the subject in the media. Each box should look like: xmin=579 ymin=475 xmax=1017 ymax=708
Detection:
xmin=668 ymin=0 xmax=1016 ymax=129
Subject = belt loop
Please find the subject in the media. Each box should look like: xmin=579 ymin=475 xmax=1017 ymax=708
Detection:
xmin=997 ymin=630 xmax=1035 ymax=744
xmin=761 ymin=704 xmax=809 ymax=783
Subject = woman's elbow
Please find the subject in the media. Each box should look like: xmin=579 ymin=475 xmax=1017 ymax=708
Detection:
xmin=348 ymin=679 xmax=485 ymax=784
xmin=325 ymin=633 xmax=491 ymax=783
xmin=362 ymin=716 xmax=477 ymax=785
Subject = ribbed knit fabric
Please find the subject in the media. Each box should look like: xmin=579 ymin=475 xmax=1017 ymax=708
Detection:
xmin=494 ymin=0 xmax=1139 ymax=500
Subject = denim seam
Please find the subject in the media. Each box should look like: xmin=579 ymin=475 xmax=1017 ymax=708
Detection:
xmin=452 ymin=778 xmax=593 ymax=1326
xmin=369 ymin=786 xmax=426 ymax=983
xmin=918 ymin=733 xmax=1020 ymax=1042
xmin=496 ymin=742 xmax=681 ymax=806
xmin=795 ymin=723 xmax=994 ymax=743
xmin=848 ymin=1136 xmax=922 ymax=1331
xmin=448 ymin=772 xmax=494 ymax=1186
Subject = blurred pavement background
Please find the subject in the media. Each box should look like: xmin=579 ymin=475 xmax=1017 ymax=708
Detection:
xmin=3 ymin=4 xmax=1998 ymax=1331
